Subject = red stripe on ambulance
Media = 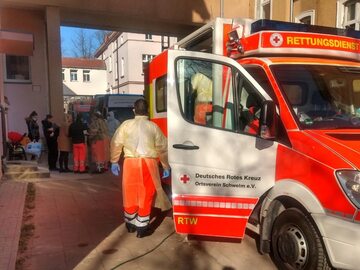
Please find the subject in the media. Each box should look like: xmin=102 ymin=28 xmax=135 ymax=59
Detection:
xmin=173 ymin=195 xmax=258 ymax=238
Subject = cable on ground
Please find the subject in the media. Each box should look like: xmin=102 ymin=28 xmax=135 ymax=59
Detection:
xmin=110 ymin=230 xmax=176 ymax=269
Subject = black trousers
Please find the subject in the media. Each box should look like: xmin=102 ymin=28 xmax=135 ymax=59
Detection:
xmin=59 ymin=151 xmax=69 ymax=170
xmin=46 ymin=139 xmax=58 ymax=169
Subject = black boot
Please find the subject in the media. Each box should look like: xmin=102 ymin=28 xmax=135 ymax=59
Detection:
xmin=126 ymin=223 xmax=136 ymax=233
xmin=136 ymin=226 xmax=152 ymax=238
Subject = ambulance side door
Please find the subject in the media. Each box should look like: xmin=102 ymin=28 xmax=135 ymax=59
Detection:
xmin=167 ymin=50 xmax=278 ymax=238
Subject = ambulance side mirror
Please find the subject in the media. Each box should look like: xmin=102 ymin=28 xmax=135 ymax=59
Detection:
xmin=259 ymin=100 xmax=277 ymax=140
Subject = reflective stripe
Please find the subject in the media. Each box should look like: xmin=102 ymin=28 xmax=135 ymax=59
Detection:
xmin=173 ymin=199 xmax=255 ymax=210
xmin=126 ymin=218 xmax=136 ymax=225
xmin=124 ymin=212 xmax=137 ymax=219
xmin=124 ymin=211 xmax=137 ymax=224
xmin=135 ymin=215 xmax=150 ymax=227
xmin=174 ymin=212 xmax=249 ymax=219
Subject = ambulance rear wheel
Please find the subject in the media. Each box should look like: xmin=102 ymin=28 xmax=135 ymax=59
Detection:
xmin=271 ymin=208 xmax=332 ymax=270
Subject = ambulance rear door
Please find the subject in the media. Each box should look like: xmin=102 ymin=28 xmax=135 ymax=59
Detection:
xmin=167 ymin=50 xmax=278 ymax=238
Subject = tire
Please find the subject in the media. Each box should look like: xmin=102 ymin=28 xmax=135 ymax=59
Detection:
xmin=271 ymin=208 xmax=332 ymax=270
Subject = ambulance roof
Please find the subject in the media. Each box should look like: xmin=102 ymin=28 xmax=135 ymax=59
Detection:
xmin=229 ymin=19 xmax=360 ymax=61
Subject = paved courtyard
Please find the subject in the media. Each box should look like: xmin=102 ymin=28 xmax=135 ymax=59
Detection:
xmin=0 ymin=168 xmax=276 ymax=270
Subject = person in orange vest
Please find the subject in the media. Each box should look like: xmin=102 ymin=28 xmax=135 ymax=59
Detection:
xmin=68 ymin=113 xmax=88 ymax=173
xmin=110 ymin=99 xmax=171 ymax=238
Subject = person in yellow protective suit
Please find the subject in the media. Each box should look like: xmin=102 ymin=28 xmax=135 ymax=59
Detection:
xmin=191 ymin=73 xmax=213 ymax=125
xmin=110 ymin=98 xmax=171 ymax=238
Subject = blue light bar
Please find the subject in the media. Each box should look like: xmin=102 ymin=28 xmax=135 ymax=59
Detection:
xmin=251 ymin=19 xmax=360 ymax=39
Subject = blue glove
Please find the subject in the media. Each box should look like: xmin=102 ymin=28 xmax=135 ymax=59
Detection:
xmin=162 ymin=169 xmax=170 ymax=179
xmin=111 ymin=163 xmax=120 ymax=176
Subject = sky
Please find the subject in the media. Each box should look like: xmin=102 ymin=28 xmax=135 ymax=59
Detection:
xmin=60 ymin=26 xmax=103 ymax=57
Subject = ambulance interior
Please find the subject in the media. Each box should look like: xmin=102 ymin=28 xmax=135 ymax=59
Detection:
xmin=176 ymin=58 xmax=266 ymax=135
xmin=272 ymin=64 xmax=360 ymax=129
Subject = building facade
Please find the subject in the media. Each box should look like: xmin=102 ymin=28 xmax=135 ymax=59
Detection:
xmin=0 ymin=0 xmax=360 ymax=162
xmin=95 ymin=32 xmax=177 ymax=95
xmin=62 ymin=57 xmax=107 ymax=96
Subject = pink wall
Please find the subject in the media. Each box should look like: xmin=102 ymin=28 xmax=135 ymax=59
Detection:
xmin=1 ymin=8 xmax=50 ymax=136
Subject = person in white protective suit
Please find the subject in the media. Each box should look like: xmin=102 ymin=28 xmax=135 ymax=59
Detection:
xmin=110 ymin=98 xmax=172 ymax=238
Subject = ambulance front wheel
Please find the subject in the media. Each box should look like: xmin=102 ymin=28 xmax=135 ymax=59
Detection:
xmin=271 ymin=208 xmax=332 ymax=270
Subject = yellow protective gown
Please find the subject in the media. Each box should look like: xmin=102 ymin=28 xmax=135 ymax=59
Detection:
xmin=110 ymin=115 xmax=171 ymax=228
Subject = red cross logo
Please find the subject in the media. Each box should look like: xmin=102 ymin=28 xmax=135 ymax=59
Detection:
xmin=270 ymin=33 xmax=283 ymax=47
xmin=180 ymin=174 xmax=190 ymax=184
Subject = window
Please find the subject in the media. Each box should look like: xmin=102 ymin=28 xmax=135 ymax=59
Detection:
xmin=337 ymin=0 xmax=360 ymax=30
xmin=70 ymin=69 xmax=78 ymax=81
xmin=62 ymin=69 xmax=65 ymax=81
xmin=115 ymin=57 xmax=119 ymax=81
xmin=83 ymin=70 xmax=90 ymax=82
xmin=5 ymin=55 xmax=30 ymax=82
xmin=295 ymin=10 xmax=315 ymax=25
xmin=256 ymin=0 xmax=271 ymax=19
xmin=176 ymin=58 xmax=236 ymax=131
xmin=145 ymin=34 xmax=152 ymax=40
xmin=109 ymin=56 xmax=112 ymax=72
xmin=121 ymin=57 xmax=125 ymax=78
xmin=142 ymin=54 xmax=156 ymax=71
xmin=161 ymin=36 xmax=170 ymax=51
xmin=271 ymin=64 xmax=360 ymax=129
xmin=156 ymin=75 xmax=167 ymax=113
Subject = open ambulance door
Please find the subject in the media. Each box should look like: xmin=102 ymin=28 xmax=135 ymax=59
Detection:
xmin=167 ymin=50 xmax=278 ymax=238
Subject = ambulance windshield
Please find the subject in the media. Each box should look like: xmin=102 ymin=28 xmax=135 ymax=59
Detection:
xmin=272 ymin=64 xmax=360 ymax=129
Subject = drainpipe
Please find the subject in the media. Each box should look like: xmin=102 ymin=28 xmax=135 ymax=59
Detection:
xmin=116 ymin=39 xmax=120 ymax=94
xmin=220 ymin=0 xmax=224 ymax=18
xmin=290 ymin=0 xmax=294 ymax=22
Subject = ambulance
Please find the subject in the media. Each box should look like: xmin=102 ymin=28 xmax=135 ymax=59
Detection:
xmin=145 ymin=18 xmax=360 ymax=269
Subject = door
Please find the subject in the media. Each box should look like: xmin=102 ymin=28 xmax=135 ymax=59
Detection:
xmin=167 ymin=50 xmax=278 ymax=238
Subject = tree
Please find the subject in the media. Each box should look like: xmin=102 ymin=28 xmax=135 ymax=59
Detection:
xmin=71 ymin=29 xmax=95 ymax=58
xmin=94 ymin=30 xmax=111 ymax=47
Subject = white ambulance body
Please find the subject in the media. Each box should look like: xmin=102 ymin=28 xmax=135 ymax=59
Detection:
xmin=145 ymin=18 xmax=360 ymax=269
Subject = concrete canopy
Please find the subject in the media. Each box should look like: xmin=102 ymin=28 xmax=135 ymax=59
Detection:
xmin=1 ymin=0 xmax=250 ymax=37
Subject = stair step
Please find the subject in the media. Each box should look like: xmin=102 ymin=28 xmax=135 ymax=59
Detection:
xmin=5 ymin=163 xmax=39 ymax=173
xmin=5 ymin=167 xmax=50 ymax=180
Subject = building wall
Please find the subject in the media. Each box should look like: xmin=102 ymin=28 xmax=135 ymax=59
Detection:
xmin=1 ymin=8 xmax=49 ymax=135
xmin=63 ymin=68 xmax=107 ymax=96
xmin=259 ymin=0 xmax=338 ymax=27
xmin=99 ymin=32 xmax=177 ymax=95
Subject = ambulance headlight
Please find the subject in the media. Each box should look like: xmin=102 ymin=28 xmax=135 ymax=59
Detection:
xmin=336 ymin=170 xmax=360 ymax=209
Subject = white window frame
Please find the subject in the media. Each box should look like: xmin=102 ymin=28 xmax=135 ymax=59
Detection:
xmin=337 ymin=0 xmax=360 ymax=30
xmin=109 ymin=55 xmax=112 ymax=73
xmin=83 ymin=70 xmax=90 ymax=82
xmin=4 ymin=55 xmax=31 ymax=83
xmin=62 ymin=69 xmax=65 ymax=81
xmin=70 ymin=69 xmax=78 ymax=82
xmin=115 ymin=56 xmax=119 ymax=81
xmin=295 ymin=10 xmax=316 ymax=25
xmin=121 ymin=57 xmax=125 ymax=78
xmin=255 ymin=0 xmax=271 ymax=19
xmin=145 ymin=34 xmax=153 ymax=40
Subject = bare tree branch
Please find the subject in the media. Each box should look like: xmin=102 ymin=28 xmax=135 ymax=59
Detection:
xmin=71 ymin=29 xmax=95 ymax=58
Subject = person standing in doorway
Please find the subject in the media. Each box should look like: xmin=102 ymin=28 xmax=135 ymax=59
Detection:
xmin=58 ymin=113 xmax=73 ymax=172
xmin=68 ymin=113 xmax=88 ymax=173
xmin=110 ymin=99 xmax=171 ymax=238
